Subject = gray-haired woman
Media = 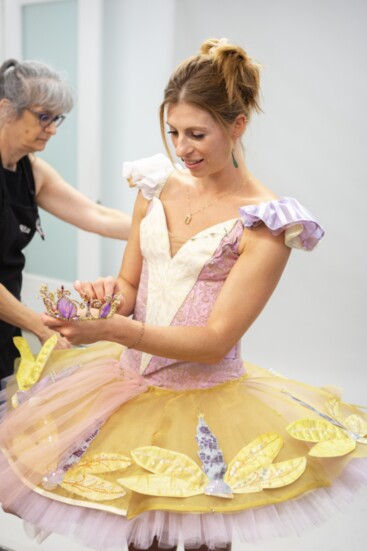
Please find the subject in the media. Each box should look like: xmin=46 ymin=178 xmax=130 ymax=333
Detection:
xmin=0 ymin=59 xmax=131 ymax=379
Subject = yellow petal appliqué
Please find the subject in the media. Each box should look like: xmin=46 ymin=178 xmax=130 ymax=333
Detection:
xmin=287 ymin=418 xmax=346 ymax=442
xmin=72 ymin=453 xmax=131 ymax=474
xmin=118 ymin=474 xmax=205 ymax=498
xmin=231 ymin=457 xmax=307 ymax=494
xmin=131 ymin=446 xmax=208 ymax=487
xmin=309 ymin=438 xmax=356 ymax=457
xmin=344 ymin=415 xmax=367 ymax=438
xmin=325 ymin=397 xmax=344 ymax=425
xmin=61 ymin=472 xmax=126 ymax=501
xmin=13 ymin=335 xmax=58 ymax=391
xmin=224 ymin=432 xmax=283 ymax=488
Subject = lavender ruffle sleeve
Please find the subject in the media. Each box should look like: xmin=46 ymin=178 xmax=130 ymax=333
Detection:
xmin=239 ymin=197 xmax=325 ymax=251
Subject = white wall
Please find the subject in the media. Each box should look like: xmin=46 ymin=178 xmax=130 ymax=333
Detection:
xmin=100 ymin=0 xmax=177 ymax=272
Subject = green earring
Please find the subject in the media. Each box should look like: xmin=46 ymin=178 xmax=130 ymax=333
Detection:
xmin=231 ymin=150 xmax=238 ymax=168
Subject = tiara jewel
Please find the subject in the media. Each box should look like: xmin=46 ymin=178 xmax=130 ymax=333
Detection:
xmin=39 ymin=284 xmax=121 ymax=321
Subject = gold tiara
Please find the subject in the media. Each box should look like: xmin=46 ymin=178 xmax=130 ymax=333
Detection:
xmin=39 ymin=284 xmax=121 ymax=321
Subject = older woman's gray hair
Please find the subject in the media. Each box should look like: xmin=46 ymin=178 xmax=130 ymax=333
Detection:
xmin=0 ymin=59 xmax=74 ymax=124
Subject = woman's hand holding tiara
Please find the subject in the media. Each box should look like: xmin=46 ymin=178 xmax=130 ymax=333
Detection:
xmin=41 ymin=313 xmax=113 ymax=345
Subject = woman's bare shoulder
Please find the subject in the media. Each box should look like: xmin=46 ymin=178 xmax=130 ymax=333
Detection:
xmin=241 ymin=174 xmax=278 ymax=206
xmin=162 ymin=167 xmax=191 ymax=198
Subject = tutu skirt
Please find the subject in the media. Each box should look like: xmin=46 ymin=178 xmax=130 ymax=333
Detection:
xmin=1 ymin=342 xmax=367 ymax=550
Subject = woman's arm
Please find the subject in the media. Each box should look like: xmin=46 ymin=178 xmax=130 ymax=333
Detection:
xmin=32 ymin=156 xmax=131 ymax=240
xmin=42 ymin=225 xmax=291 ymax=362
xmin=0 ymin=283 xmax=71 ymax=349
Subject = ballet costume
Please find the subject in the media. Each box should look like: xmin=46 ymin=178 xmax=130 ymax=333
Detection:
xmin=0 ymin=154 xmax=366 ymax=550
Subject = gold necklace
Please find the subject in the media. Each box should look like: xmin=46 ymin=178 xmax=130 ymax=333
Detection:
xmin=185 ymin=185 xmax=236 ymax=225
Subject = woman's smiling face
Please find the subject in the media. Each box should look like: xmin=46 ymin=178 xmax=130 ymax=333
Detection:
xmin=166 ymin=102 xmax=233 ymax=177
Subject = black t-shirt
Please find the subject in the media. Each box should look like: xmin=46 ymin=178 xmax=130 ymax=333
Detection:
xmin=0 ymin=156 xmax=41 ymax=352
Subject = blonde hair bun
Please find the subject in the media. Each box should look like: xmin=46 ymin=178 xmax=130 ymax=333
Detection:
xmin=199 ymin=37 xmax=261 ymax=112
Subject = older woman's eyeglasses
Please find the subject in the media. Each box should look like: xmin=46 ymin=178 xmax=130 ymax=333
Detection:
xmin=25 ymin=108 xmax=66 ymax=128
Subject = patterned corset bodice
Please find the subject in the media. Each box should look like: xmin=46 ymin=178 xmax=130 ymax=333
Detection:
xmin=119 ymin=198 xmax=246 ymax=389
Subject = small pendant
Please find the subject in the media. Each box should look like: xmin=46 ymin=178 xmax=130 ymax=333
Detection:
xmin=185 ymin=214 xmax=192 ymax=225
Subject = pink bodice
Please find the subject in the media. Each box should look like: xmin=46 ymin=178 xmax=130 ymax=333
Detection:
xmin=120 ymin=154 xmax=324 ymax=390
xmin=120 ymin=214 xmax=245 ymax=389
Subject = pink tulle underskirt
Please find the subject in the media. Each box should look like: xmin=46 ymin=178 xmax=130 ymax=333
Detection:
xmin=2 ymin=454 xmax=367 ymax=550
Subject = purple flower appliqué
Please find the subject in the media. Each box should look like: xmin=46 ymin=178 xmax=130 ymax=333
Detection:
xmin=196 ymin=415 xmax=233 ymax=497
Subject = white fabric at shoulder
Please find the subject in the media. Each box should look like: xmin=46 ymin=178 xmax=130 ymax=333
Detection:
xmin=122 ymin=153 xmax=179 ymax=200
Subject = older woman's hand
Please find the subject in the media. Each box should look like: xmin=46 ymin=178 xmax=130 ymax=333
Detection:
xmin=38 ymin=324 xmax=72 ymax=349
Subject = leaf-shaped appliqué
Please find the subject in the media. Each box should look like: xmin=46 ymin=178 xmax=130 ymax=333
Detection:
xmin=118 ymin=474 xmax=205 ymax=498
xmin=325 ymin=397 xmax=344 ymax=425
xmin=287 ymin=418 xmax=346 ymax=443
xmin=131 ymin=446 xmax=208 ymax=487
xmin=231 ymin=457 xmax=307 ymax=494
xmin=344 ymin=415 xmax=367 ymax=439
xmin=224 ymin=433 xmax=282 ymax=488
xmin=72 ymin=453 xmax=131 ymax=474
xmin=61 ymin=472 xmax=126 ymax=501
xmin=309 ymin=438 xmax=356 ymax=457
xmin=324 ymin=397 xmax=367 ymax=440
xmin=13 ymin=335 xmax=58 ymax=391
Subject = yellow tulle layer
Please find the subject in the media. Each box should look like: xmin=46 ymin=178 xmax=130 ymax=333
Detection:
xmin=3 ymin=342 xmax=367 ymax=520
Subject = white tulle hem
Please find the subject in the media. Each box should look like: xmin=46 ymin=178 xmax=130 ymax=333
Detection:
xmin=8 ymin=458 xmax=367 ymax=550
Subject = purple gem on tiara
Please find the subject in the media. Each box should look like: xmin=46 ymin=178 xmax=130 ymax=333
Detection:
xmin=100 ymin=301 xmax=112 ymax=319
xmin=57 ymin=295 xmax=78 ymax=319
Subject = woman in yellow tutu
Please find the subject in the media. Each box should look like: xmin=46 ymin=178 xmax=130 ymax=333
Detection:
xmin=1 ymin=38 xmax=366 ymax=551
